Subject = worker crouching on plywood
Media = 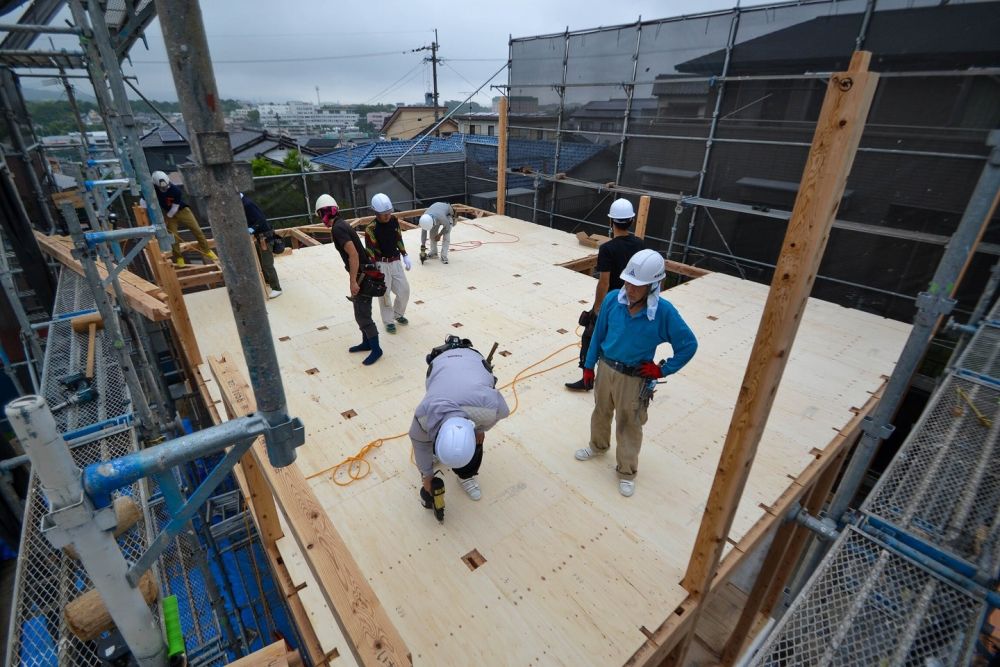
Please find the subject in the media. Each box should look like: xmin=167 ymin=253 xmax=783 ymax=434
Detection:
xmin=409 ymin=337 xmax=510 ymax=522
xmin=574 ymin=249 xmax=698 ymax=498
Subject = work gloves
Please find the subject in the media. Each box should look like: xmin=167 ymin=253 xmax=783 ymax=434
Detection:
xmin=638 ymin=361 xmax=665 ymax=379
xmin=583 ymin=368 xmax=595 ymax=388
xmin=403 ymin=255 xmax=412 ymax=271
xmin=167 ymin=204 xmax=180 ymax=218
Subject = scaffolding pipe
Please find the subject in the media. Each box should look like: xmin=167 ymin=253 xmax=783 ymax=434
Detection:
xmin=0 ymin=77 xmax=57 ymax=233
xmin=155 ymin=0 xmax=301 ymax=467
xmin=5 ymin=395 xmax=167 ymax=666
xmin=613 ymin=18 xmax=642 ymax=186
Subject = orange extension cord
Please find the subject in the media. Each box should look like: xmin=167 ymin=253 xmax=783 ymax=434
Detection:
xmin=304 ymin=340 xmax=582 ymax=486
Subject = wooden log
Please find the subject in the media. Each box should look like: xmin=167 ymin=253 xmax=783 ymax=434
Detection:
xmin=208 ymin=354 xmax=411 ymax=666
xmin=664 ymin=260 xmax=710 ymax=279
xmin=669 ymin=52 xmax=878 ymax=666
xmin=64 ymin=571 xmax=158 ymax=641
xmin=64 ymin=496 xmax=142 ymax=560
xmin=635 ymin=195 xmax=651 ymax=240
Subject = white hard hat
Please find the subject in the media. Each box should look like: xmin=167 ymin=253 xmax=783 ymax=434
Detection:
xmin=435 ymin=417 xmax=476 ymax=468
xmin=620 ymin=249 xmax=666 ymax=286
xmin=371 ymin=193 xmax=393 ymax=214
xmin=419 ymin=214 xmax=434 ymax=231
xmin=151 ymin=171 xmax=169 ymax=186
xmin=608 ymin=198 xmax=635 ymax=221
xmin=314 ymin=194 xmax=338 ymax=215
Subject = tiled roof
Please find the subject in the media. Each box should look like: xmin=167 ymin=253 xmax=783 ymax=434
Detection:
xmin=312 ymin=135 xmax=467 ymax=170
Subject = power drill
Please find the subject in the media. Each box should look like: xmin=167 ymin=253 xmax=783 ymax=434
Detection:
xmin=419 ymin=244 xmax=428 ymax=265
xmin=420 ymin=473 xmax=446 ymax=522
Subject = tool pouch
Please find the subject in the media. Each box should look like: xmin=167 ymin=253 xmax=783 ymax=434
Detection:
xmin=358 ymin=265 xmax=387 ymax=298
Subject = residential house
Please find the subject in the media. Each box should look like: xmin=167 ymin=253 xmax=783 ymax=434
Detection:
xmin=380 ymin=106 xmax=457 ymax=140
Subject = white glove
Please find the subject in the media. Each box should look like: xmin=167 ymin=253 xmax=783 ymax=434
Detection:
xmin=248 ymin=227 xmax=255 ymax=234
xmin=403 ymin=255 xmax=412 ymax=271
xmin=139 ymin=197 xmax=147 ymax=209
xmin=167 ymin=204 xmax=180 ymax=218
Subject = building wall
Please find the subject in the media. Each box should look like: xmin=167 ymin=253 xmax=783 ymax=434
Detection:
xmin=383 ymin=109 xmax=455 ymax=140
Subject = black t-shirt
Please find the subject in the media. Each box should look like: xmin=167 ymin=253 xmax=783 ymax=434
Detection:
xmin=596 ymin=234 xmax=645 ymax=291
xmin=331 ymin=218 xmax=369 ymax=272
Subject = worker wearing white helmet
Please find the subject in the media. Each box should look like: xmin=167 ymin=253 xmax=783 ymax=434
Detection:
xmin=150 ymin=170 xmax=217 ymax=267
xmin=574 ymin=248 xmax=698 ymax=497
xmin=566 ymin=198 xmax=645 ymax=392
xmin=364 ymin=193 xmax=412 ymax=335
xmin=409 ymin=338 xmax=510 ymax=521
xmin=418 ymin=201 xmax=456 ymax=265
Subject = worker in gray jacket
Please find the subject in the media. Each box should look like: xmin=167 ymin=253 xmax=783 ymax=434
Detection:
xmin=418 ymin=201 xmax=456 ymax=264
xmin=409 ymin=336 xmax=510 ymax=521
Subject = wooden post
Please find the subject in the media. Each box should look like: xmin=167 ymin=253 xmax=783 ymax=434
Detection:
xmin=670 ymin=52 xmax=878 ymax=666
xmin=496 ymin=96 xmax=509 ymax=216
xmin=209 ymin=355 xmax=411 ymax=667
xmin=135 ymin=205 xmax=203 ymax=366
xmin=634 ymin=195 xmax=650 ymax=239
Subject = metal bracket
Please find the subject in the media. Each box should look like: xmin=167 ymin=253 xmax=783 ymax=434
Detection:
xmin=262 ymin=414 xmax=306 ymax=468
xmin=40 ymin=492 xmax=116 ymax=549
xmin=859 ymin=415 xmax=895 ymax=441
xmin=914 ymin=291 xmax=957 ymax=319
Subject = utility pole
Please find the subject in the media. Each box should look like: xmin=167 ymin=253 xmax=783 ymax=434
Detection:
xmin=413 ymin=30 xmax=441 ymax=135
xmin=315 ymin=85 xmax=320 ymax=106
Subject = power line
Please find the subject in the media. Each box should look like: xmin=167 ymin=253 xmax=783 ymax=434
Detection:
xmin=131 ymin=49 xmax=414 ymax=65
xmin=363 ymin=60 xmax=426 ymax=105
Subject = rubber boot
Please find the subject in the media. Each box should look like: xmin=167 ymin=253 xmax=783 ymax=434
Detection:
xmin=348 ymin=336 xmax=371 ymax=353
xmin=362 ymin=335 xmax=382 ymax=365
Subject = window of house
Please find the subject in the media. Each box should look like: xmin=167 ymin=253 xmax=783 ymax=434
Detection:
xmin=488 ymin=124 xmax=494 ymax=136
xmin=469 ymin=125 xmax=476 ymax=135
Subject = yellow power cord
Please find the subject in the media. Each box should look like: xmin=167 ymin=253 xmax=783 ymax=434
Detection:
xmin=305 ymin=340 xmax=582 ymax=486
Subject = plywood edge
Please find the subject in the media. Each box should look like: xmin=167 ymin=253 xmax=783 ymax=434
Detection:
xmin=624 ymin=379 xmax=887 ymax=666
xmin=208 ymin=354 xmax=412 ymax=667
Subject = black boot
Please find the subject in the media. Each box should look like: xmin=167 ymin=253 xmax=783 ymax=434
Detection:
xmin=348 ymin=336 xmax=371 ymax=353
xmin=362 ymin=335 xmax=382 ymax=365
xmin=565 ymin=378 xmax=591 ymax=391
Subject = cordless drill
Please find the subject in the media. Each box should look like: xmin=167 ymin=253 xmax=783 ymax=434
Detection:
xmin=419 ymin=244 xmax=428 ymax=264
xmin=420 ymin=474 xmax=446 ymax=522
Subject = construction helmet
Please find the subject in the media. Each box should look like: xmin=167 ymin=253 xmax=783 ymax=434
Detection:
xmin=608 ymin=198 xmax=635 ymax=222
xmin=314 ymin=194 xmax=338 ymax=215
xmin=620 ymin=248 xmax=666 ymax=286
xmin=151 ymin=171 xmax=170 ymax=187
xmin=435 ymin=417 xmax=476 ymax=468
xmin=371 ymin=193 xmax=393 ymax=214
xmin=419 ymin=214 xmax=434 ymax=231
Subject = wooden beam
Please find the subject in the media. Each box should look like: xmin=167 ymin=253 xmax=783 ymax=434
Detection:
xmin=634 ymin=195 xmax=650 ymax=240
xmin=177 ymin=269 xmax=225 ymax=290
xmin=227 ymin=639 xmax=298 ymax=667
xmin=625 ymin=381 xmax=885 ymax=666
xmin=208 ymin=354 xmax=412 ymax=667
xmin=719 ymin=446 xmax=850 ymax=663
xmin=286 ymin=228 xmax=322 ymax=247
xmin=665 ymin=260 xmax=709 ymax=279
xmin=33 ymin=231 xmax=171 ymax=321
xmin=496 ymin=96 xmax=509 ymax=216
xmin=671 ymin=51 xmax=878 ymax=666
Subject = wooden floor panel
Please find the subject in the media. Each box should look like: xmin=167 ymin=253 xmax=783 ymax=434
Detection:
xmin=187 ymin=215 xmax=909 ymax=665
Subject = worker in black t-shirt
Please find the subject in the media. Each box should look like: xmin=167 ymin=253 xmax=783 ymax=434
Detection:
xmin=315 ymin=194 xmax=382 ymax=365
xmin=566 ymin=198 xmax=646 ymax=391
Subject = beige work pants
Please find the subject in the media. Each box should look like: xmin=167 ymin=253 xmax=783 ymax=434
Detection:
xmin=167 ymin=207 xmax=212 ymax=260
xmin=589 ymin=359 xmax=649 ymax=480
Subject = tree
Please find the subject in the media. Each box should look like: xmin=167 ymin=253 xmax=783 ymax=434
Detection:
xmin=282 ymin=149 xmax=308 ymax=173
xmin=251 ymin=156 xmax=286 ymax=177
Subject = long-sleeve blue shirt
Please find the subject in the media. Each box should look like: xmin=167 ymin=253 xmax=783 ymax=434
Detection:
xmin=585 ymin=290 xmax=698 ymax=375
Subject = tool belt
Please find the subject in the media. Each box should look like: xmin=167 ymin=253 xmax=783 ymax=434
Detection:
xmin=426 ymin=335 xmax=496 ymax=383
xmin=357 ymin=264 xmax=387 ymax=298
xmin=601 ymin=357 xmax=643 ymax=377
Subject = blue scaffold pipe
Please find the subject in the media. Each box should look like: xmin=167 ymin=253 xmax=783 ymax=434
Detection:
xmin=82 ymin=414 xmax=269 ymax=507
xmin=84 ymin=226 xmax=157 ymax=247
xmin=83 ymin=178 xmax=129 ymax=191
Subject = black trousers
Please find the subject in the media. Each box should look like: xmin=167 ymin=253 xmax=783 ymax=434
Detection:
xmin=578 ymin=319 xmax=596 ymax=368
xmin=452 ymin=442 xmax=484 ymax=480
xmin=353 ymin=294 xmax=378 ymax=339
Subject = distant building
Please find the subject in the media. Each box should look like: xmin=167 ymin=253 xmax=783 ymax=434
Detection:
xmin=254 ymin=101 xmax=360 ymax=134
xmin=454 ymin=112 xmax=498 ymax=137
xmin=366 ymin=111 xmax=393 ymax=128
xmin=380 ymin=106 xmax=457 ymax=140
xmin=140 ymin=123 xmax=320 ymax=173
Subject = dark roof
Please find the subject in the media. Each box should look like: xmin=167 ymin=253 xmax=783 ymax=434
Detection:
xmin=463 ymin=134 xmax=607 ymax=189
xmin=140 ymin=122 xmax=266 ymax=152
xmin=303 ymin=137 xmax=341 ymax=151
xmin=568 ymin=98 xmax=659 ymax=119
xmin=313 ymin=135 xmax=467 ymax=170
xmin=677 ymin=4 xmax=1000 ymax=75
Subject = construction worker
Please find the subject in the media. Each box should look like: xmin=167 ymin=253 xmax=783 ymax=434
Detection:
xmin=574 ymin=249 xmax=698 ymax=497
xmin=364 ymin=193 xmax=411 ymax=334
xmin=151 ymin=170 xmax=217 ymax=267
xmin=566 ymin=198 xmax=645 ymax=392
xmin=240 ymin=192 xmax=282 ymax=298
xmin=418 ymin=201 xmax=456 ymax=264
xmin=316 ymin=194 xmax=382 ymax=365
xmin=410 ymin=336 xmax=510 ymax=520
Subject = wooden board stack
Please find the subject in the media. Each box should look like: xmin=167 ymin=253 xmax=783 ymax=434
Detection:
xmin=188 ymin=214 xmax=910 ymax=665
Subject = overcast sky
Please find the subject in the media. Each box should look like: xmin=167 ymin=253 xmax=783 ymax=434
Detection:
xmin=19 ymin=1 xmax=755 ymax=105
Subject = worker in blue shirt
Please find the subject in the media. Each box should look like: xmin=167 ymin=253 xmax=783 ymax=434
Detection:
xmin=574 ymin=249 xmax=698 ymax=497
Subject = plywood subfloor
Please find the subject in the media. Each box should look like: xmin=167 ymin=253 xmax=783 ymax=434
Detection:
xmin=187 ymin=215 xmax=910 ymax=666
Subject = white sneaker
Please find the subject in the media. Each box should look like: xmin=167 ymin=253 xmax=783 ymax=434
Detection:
xmin=619 ymin=480 xmax=635 ymax=497
xmin=459 ymin=477 xmax=481 ymax=501
xmin=269 ymin=289 xmax=282 ymax=298
xmin=575 ymin=447 xmax=604 ymax=461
